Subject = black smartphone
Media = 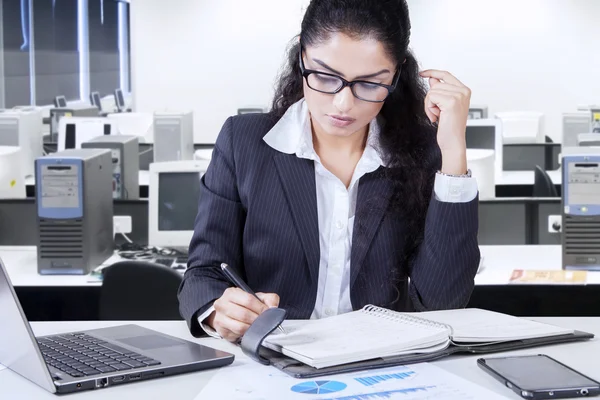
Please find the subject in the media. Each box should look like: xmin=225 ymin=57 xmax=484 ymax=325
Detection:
xmin=478 ymin=354 xmax=600 ymax=399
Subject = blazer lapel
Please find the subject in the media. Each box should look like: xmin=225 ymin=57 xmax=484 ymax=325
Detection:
xmin=350 ymin=169 xmax=393 ymax=288
xmin=273 ymin=154 xmax=320 ymax=284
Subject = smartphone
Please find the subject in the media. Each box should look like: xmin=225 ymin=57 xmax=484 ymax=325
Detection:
xmin=478 ymin=354 xmax=600 ymax=399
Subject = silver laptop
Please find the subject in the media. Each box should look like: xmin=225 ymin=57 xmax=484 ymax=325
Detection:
xmin=0 ymin=257 xmax=234 ymax=394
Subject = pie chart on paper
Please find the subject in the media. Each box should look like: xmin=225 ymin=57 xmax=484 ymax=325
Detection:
xmin=291 ymin=380 xmax=347 ymax=395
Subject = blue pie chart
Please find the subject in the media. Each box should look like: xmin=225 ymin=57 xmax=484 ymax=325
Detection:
xmin=291 ymin=380 xmax=347 ymax=395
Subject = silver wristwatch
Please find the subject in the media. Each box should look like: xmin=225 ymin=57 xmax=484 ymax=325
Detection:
xmin=437 ymin=169 xmax=472 ymax=178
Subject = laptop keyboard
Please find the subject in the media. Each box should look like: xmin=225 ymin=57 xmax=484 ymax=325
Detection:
xmin=37 ymin=333 xmax=161 ymax=378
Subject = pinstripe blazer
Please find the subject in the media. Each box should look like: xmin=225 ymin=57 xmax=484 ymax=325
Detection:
xmin=178 ymin=112 xmax=480 ymax=337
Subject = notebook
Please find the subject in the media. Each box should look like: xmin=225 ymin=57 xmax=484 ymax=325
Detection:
xmin=260 ymin=305 xmax=585 ymax=370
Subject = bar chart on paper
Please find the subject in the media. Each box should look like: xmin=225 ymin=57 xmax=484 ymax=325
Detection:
xmin=294 ymin=365 xmax=508 ymax=400
xmin=354 ymin=371 xmax=416 ymax=387
xmin=319 ymin=386 xmax=439 ymax=400
xmin=196 ymin=363 xmax=510 ymax=400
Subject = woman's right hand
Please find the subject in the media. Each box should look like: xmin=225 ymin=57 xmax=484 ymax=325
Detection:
xmin=207 ymin=287 xmax=280 ymax=342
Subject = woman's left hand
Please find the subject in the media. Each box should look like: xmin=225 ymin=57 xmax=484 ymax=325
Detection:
xmin=419 ymin=69 xmax=471 ymax=175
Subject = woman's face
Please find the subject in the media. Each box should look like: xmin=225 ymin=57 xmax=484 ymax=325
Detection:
xmin=302 ymin=33 xmax=397 ymax=139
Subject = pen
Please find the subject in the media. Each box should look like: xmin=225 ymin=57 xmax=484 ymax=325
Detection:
xmin=220 ymin=263 xmax=286 ymax=334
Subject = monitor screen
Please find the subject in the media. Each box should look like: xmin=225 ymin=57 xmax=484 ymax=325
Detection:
xmin=65 ymin=124 xmax=76 ymax=149
xmin=158 ymin=172 xmax=201 ymax=231
xmin=91 ymin=92 xmax=102 ymax=110
xmin=55 ymin=96 xmax=67 ymax=108
xmin=466 ymin=125 xmax=496 ymax=150
xmin=503 ymin=144 xmax=560 ymax=171
xmin=115 ymin=89 xmax=125 ymax=108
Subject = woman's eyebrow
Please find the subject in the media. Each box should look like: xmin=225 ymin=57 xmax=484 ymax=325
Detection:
xmin=312 ymin=58 xmax=391 ymax=80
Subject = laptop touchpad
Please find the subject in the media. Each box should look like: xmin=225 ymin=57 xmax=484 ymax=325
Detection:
xmin=117 ymin=334 xmax=184 ymax=350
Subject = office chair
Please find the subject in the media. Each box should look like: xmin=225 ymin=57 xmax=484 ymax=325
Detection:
xmin=533 ymin=165 xmax=558 ymax=197
xmin=99 ymin=261 xmax=183 ymax=320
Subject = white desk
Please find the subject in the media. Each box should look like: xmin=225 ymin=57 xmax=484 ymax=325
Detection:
xmin=25 ymin=171 xmax=150 ymax=193
xmin=477 ymin=245 xmax=600 ymax=285
xmin=496 ymin=170 xmax=562 ymax=186
xmin=3 ymin=245 xmax=600 ymax=288
xmin=25 ymin=170 xmax=559 ymax=189
xmin=0 ymin=318 xmax=598 ymax=399
xmin=0 ymin=246 xmax=119 ymax=287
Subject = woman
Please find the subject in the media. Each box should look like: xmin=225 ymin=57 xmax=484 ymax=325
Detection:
xmin=179 ymin=0 xmax=480 ymax=342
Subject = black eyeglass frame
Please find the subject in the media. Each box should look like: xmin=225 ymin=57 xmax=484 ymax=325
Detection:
xmin=298 ymin=48 xmax=401 ymax=103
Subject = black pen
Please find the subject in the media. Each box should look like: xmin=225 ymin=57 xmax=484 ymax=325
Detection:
xmin=220 ymin=263 xmax=286 ymax=334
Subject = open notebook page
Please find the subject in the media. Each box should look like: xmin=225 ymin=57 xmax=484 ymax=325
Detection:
xmin=263 ymin=309 xmax=450 ymax=369
xmin=412 ymin=308 xmax=574 ymax=343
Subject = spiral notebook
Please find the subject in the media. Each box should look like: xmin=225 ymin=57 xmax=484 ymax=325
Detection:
xmin=260 ymin=305 xmax=588 ymax=371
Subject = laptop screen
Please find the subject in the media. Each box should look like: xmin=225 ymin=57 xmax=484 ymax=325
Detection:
xmin=0 ymin=259 xmax=57 ymax=393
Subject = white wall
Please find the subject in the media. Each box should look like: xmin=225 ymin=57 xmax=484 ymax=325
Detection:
xmin=407 ymin=0 xmax=600 ymax=142
xmin=131 ymin=0 xmax=600 ymax=143
xmin=130 ymin=0 xmax=310 ymax=143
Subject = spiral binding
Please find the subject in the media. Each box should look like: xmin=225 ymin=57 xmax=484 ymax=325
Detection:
xmin=362 ymin=305 xmax=454 ymax=337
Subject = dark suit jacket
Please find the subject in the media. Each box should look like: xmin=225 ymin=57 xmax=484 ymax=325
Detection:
xmin=178 ymin=113 xmax=480 ymax=336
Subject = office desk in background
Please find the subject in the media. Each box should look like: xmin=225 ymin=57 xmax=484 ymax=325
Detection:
xmin=5 ymin=245 xmax=579 ymax=289
xmin=25 ymin=171 xmax=151 ymax=198
xmin=0 ymin=319 xmax=598 ymax=399
xmin=471 ymin=245 xmax=600 ymax=317
xmin=23 ymin=167 xmax=562 ymax=199
xmin=496 ymin=170 xmax=562 ymax=186
xmin=4 ymin=245 xmax=600 ymax=321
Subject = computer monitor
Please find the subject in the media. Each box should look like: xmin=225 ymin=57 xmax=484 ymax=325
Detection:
xmin=49 ymin=105 xmax=101 ymax=141
xmin=57 ymin=117 xmax=118 ymax=151
xmin=237 ymin=108 xmax=265 ymax=115
xmin=0 ymin=109 xmax=43 ymax=178
xmin=148 ymin=160 xmax=210 ymax=249
xmin=114 ymin=88 xmax=125 ymax=111
xmin=89 ymin=91 xmax=102 ymax=111
xmin=495 ymin=112 xmax=544 ymax=144
xmin=503 ymin=143 xmax=561 ymax=171
xmin=54 ymin=95 xmax=67 ymax=108
xmin=468 ymin=105 xmax=488 ymax=120
xmin=466 ymin=119 xmax=503 ymax=178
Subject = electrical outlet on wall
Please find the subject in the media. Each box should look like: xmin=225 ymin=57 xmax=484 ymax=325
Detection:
xmin=548 ymin=215 xmax=562 ymax=233
xmin=113 ymin=215 xmax=132 ymax=238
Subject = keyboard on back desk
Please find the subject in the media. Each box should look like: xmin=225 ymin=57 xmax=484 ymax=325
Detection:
xmin=154 ymin=256 xmax=188 ymax=269
xmin=37 ymin=333 xmax=161 ymax=378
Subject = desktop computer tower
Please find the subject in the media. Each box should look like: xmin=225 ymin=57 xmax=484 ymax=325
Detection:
xmin=82 ymin=135 xmax=140 ymax=200
xmin=153 ymin=111 xmax=194 ymax=162
xmin=35 ymin=148 xmax=114 ymax=275
xmin=562 ymin=112 xmax=592 ymax=148
xmin=561 ymin=148 xmax=600 ymax=271
xmin=0 ymin=109 xmax=43 ymax=178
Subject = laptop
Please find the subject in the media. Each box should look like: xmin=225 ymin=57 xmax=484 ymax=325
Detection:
xmin=0 ymin=257 xmax=234 ymax=394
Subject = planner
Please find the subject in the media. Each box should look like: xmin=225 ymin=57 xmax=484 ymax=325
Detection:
xmin=245 ymin=305 xmax=594 ymax=378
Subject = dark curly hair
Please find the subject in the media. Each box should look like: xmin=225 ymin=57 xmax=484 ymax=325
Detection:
xmin=270 ymin=0 xmax=440 ymax=267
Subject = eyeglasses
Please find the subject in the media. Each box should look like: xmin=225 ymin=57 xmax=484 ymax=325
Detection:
xmin=299 ymin=50 xmax=400 ymax=103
